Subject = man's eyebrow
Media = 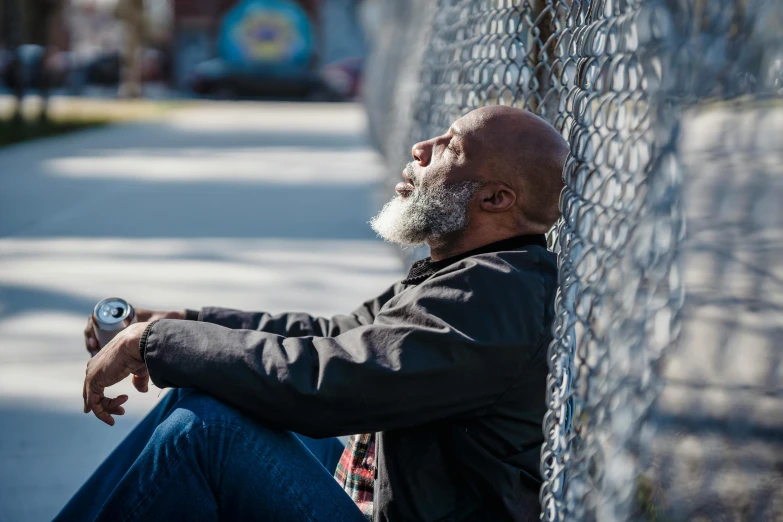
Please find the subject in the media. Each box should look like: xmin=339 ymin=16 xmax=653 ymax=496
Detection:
xmin=447 ymin=127 xmax=466 ymax=153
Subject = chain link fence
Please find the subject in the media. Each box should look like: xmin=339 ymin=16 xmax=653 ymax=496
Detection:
xmin=364 ymin=0 xmax=783 ymax=520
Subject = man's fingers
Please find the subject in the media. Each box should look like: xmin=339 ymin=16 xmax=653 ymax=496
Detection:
xmin=106 ymin=395 xmax=129 ymax=409
xmin=85 ymin=371 xmax=107 ymax=420
xmin=90 ymin=395 xmax=128 ymax=426
xmin=102 ymin=395 xmax=129 ymax=421
xmin=84 ymin=317 xmax=92 ymax=352
xmin=131 ymin=374 xmax=149 ymax=393
xmin=88 ymin=394 xmax=110 ymax=425
xmin=84 ymin=316 xmax=98 ymax=354
xmin=106 ymin=395 xmax=127 ymax=416
xmin=132 ymin=367 xmax=150 ymax=393
xmin=82 ymin=322 xmax=147 ymax=424
xmin=93 ymin=407 xmax=115 ymax=426
xmin=82 ymin=377 xmax=88 ymax=414
xmin=105 ymin=395 xmax=128 ymax=414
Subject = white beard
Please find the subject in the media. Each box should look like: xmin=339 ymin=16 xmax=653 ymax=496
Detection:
xmin=370 ymin=180 xmax=481 ymax=246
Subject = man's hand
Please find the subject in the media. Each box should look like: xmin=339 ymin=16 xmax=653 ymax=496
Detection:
xmin=84 ymin=307 xmax=184 ymax=356
xmin=83 ymin=321 xmax=151 ymax=426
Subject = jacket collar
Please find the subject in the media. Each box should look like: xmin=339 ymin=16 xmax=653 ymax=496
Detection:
xmin=402 ymin=234 xmax=548 ymax=286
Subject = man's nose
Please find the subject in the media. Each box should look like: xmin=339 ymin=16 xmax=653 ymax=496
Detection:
xmin=411 ymin=141 xmax=432 ymax=166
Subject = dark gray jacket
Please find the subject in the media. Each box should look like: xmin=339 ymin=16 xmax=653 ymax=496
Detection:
xmin=143 ymin=235 xmax=558 ymax=522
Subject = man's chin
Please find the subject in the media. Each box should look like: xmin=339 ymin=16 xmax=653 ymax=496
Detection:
xmin=369 ymin=211 xmax=428 ymax=246
xmin=372 ymin=227 xmax=429 ymax=247
xmin=392 ymin=237 xmax=428 ymax=248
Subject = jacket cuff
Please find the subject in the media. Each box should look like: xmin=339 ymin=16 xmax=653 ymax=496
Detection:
xmin=144 ymin=319 xmax=217 ymax=390
xmin=184 ymin=309 xmax=201 ymax=321
xmin=139 ymin=320 xmax=159 ymax=362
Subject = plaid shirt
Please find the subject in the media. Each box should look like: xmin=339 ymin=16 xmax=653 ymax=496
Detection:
xmin=334 ymin=433 xmax=376 ymax=520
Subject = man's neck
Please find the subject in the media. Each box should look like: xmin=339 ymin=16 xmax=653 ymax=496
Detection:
xmin=428 ymin=229 xmax=529 ymax=262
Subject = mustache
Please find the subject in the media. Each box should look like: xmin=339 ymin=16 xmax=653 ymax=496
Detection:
xmin=404 ymin=163 xmax=418 ymax=186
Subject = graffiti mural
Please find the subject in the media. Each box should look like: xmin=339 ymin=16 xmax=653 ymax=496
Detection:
xmin=218 ymin=0 xmax=314 ymax=68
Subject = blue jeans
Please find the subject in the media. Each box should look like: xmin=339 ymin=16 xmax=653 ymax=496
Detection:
xmin=54 ymin=389 xmax=365 ymax=521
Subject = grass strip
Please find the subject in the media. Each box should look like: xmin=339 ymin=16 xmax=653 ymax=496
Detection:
xmin=0 ymin=118 xmax=109 ymax=148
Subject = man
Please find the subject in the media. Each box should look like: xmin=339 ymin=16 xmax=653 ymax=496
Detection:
xmin=57 ymin=106 xmax=568 ymax=522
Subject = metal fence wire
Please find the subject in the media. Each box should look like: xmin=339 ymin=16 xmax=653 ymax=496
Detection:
xmin=364 ymin=0 xmax=783 ymax=520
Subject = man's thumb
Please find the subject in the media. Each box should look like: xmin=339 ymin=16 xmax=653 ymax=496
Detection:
xmin=132 ymin=367 xmax=150 ymax=393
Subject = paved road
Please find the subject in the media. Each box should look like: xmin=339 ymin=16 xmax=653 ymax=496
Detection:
xmin=0 ymin=102 xmax=402 ymax=522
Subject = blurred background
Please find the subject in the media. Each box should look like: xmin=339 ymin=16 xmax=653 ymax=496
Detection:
xmin=0 ymin=1 xmax=405 ymax=521
xmin=1 ymin=0 xmax=782 ymax=521
xmin=0 ymin=0 xmax=374 ymax=104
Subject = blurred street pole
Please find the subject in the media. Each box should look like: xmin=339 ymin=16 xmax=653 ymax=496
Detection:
xmin=24 ymin=0 xmax=62 ymax=122
xmin=115 ymin=0 xmax=144 ymax=98
xmin=1 ymin=0 xmax=23 ymax=122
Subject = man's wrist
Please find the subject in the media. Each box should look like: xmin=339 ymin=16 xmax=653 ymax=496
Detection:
xmin=138 ymin=321 xmax=158 ymax=362
xmin=184 ymin=309 xmax=200 ymax=321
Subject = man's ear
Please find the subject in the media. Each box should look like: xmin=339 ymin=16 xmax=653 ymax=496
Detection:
xmin=478 ymin=182 xmax=517 ymax=213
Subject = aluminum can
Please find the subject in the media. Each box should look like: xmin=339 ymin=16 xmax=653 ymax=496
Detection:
xmin=92 ymin=297 xmax=136 ymax=349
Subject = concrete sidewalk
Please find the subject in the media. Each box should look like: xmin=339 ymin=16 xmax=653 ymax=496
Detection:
xmin=0 ymin=102 xmax=402 ymax=521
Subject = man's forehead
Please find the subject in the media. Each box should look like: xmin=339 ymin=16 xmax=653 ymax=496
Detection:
xmin=456 ymin=105 xmax=529 ymax=132
xmin=452 ymin=110 xmax=484 ymax=133
xmin=454 ymin=107 xmax=531 ymax=144
xmin=448 ymin=112 xmax=489 ymax=146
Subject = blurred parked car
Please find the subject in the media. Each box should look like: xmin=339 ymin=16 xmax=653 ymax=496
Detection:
xmin=1 ymin=45 xmax=71 ymax=93
xmin=188 ymin=58 xmax=320 ymax=98
xmin=66 ymin=48 xmax=168 ymax=93
xmin=83 ymin=51 xmax=121 ymax=86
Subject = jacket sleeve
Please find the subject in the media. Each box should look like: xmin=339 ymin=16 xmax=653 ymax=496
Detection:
xmin=143 ymin=256 xmax=548 ymax=438
xmin=197 ymin=282 xmax=403 ymax=338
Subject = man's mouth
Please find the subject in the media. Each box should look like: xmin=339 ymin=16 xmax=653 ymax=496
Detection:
xmin=396 ymin=170 xmax=415 ymax=195
xmin=395 ymin=181 xmax=415 ymax=195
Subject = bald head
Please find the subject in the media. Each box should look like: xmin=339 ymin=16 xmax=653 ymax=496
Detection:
xmin=459 ymin=106 xmax=569 ymax=231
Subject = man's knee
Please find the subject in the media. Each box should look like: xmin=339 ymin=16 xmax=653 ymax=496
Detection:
xmin=147 ymin=390 xmax=304 ymax=492
xmin=153 ymin=390 xmax=281 ymax=447
xmin=152 ymin=392 xmax=341 ymax=476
